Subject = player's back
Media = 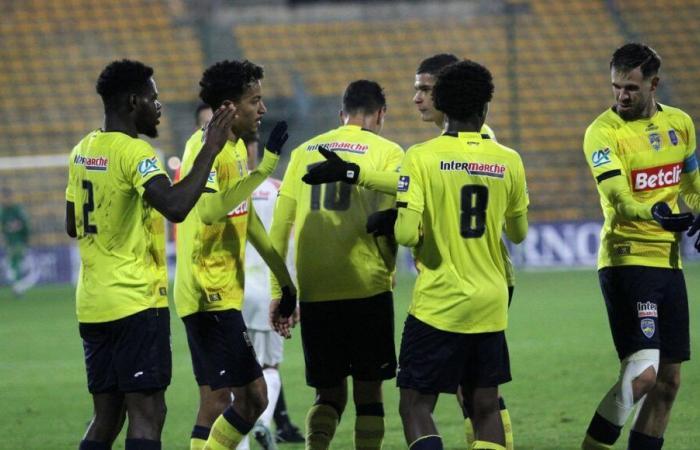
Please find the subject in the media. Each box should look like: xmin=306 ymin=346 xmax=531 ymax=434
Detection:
xmin=400 ymin=131 xmax=528 ymax=333
xmin=279 ymin=125 xmax=403 ymax=302
xmin=66 ymin=130 xmax=168 ymax=323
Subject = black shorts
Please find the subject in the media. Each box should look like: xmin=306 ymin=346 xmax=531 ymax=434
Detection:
xmin=299 ymin=292 xmax=397 ymax=388
xmin=79 ymin=307 xmax=172 ymax=394
xmin=397 ymin=315 xmax=511 ymax=395
xmin=183 ymin=309 xmax=262 ymax=389
xmin=599 ymin=266 xmax=690 ymax=362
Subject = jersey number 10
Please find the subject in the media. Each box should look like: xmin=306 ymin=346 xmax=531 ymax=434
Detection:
xmin=460 ymin=185 xmax=488 ymax=238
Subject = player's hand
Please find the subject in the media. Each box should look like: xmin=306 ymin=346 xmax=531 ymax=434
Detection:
xmin=302 ymin=146 xmax=360 ymax=185
xmin=202 ymin=101 xmax=236 ymax=153
xmin=651 ymin=202 xmax=694 ymax=232
xmin=686 ymin=215 xmax=700 ymax=252
xmin=366 ymin=208 xmax=398 ymax=237
xmin=264 ymin=121 xmax=289 ymax=155
xmin=270 ymin=291 xmax=298 ymax=339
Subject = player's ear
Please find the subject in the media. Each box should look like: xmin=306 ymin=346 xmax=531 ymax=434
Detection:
xmin=376 ymin=106 xmax=387 ymax=126
xmin=650 ymin=76 xmax=660 ymax=93
xmin=127 ymin=93 xmax=138 ymax=112
xmin=339 ymin=109 xmax=346 ymax=124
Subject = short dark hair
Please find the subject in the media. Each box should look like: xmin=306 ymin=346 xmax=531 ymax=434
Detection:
xmin=416 ymin=53 xmax=459 ymax=76
xmin=610 ymin=43 xmax=661 ymax=78
xmin=96 ymin=59 xmax=154 ymax=108
xmin=433 ymin=60 xmax=494 ymax=122
xmin=199 ymin=60 xmax=264 ymax=109
xmin=342 ymin=80 xmax=386 ymax=115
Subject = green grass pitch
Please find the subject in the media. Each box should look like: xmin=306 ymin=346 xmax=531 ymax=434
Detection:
xmin=2 ymin=265 xmax=700 ymax=449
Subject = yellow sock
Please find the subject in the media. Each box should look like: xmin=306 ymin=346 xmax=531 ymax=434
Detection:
xmin=305 ymin=403 xmax=339 ymax=450
xmin=204 ymin=414 xmax=247 ymax=450
xmin=500 ymin=408 xmax=513 ymax=450
xmin=191 ymin=437 xmax=207 ymax=450
xmin=354 ymin=415 xmax=384 ymax=450
xmin=471 ymin=441 xmax=506 ymax=450
xmin=581 ymin=434 xmax=614 ymax=450
xmin=464 ymin=417 xmax=475 ymax=447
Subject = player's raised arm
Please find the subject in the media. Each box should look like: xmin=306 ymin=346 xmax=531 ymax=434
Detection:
xmin=142 ymin=103 xmax=236 ymax=223
xmin=196 ymin=121 xmax=288 ymax=225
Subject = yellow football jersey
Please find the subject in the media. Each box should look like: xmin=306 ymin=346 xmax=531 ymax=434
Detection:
xmin=397 ymin=132 xmax=528 ymax=333
xmin=584 ymin=104 xmax=697 ymax=269
xmin=174 ymin=131 xmax=251 ymax=318
xmin=273 ymin=124 xmax=403 ymax=302
xmin=65 ymin=130 xmax=169 ymax=323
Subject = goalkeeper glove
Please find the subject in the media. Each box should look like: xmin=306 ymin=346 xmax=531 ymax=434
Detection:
xmin=687 ymin=215 xmax=700 ymax=252
xmin=302 ymin=146 xmax=360 ymax=184
xmin=264 ymin=121 xmax=289 ymax=155
xmin=278 ymin=285 xmax=297 ymax=318
xmin=366 ymin=209 xmax=398 ymax=237
xmin=651 ymin=202 xmax=694 ymax=232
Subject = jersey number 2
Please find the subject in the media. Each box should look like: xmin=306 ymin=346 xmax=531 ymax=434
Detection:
xmin=82 ymin=180 xmax=98 ymax=234
xmin=460 ymin=185 xmax=488 ymax=238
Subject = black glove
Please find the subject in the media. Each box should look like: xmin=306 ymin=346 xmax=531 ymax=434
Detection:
xmin=278 ymin=285 xmax=297 ymax=318
xmin=687 ymin=215 xmax=700 ymax=252
xmin=366 ymin=209 xmax=398 ymax=237
xmin=264 ymin=121 xmax=289 ymax=155
xmin=651 ymin=202 xmax=694 ymax=232
xmin=302 ymin=146 xmax=360 ymax=184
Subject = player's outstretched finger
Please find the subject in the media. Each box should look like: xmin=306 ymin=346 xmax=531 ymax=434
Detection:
xmin=319 ymin=146 xmax=338 ymax=160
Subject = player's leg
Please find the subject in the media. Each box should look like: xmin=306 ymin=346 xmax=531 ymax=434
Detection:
xmin=399 ymin=388 xmax=441 ymax=449
xmin=582 ymin=267 xmax=662 ymax=450
xmin=204 ymin=310 xmax=267 ymax=450
xmin=273 ymin=384 xmax=304 ymax=443
xmin=348 ymin=292 xmax=396 ymax=450
xmin=460 ymin=331 xmax=511 ymax=449
xmin=250 ymin=329 xmax=283 ymax=449
xmin=115 ymin=308 xmax=172 ymax=449
xmin=299 ymin=300 xmax=351 ymax=450
xmin=78 ymin=318 xmax=127 ymax=448
xmin=627 ymin=268 xmax=690 ymax=449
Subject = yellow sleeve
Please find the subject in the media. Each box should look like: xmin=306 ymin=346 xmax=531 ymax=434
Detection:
xmin=123 ymin=141 xmax=169 ymax=196
xmin=247 ymin=204 xmax=294 ymax=292
xmin=197 ymin=150 xmax=279 ymax=225
xmin=395 ymin=207 xmax=422 ymax=247
xmin=269 ymin=194 xmax=297 ymax=299
xmin=507 ymin=155 xmax=529 ymax=218
xmin=357 ymin=143 xmax=404 ymax=195
xmin=680 ymin=118 xmax=700 ymax=211
xmin=395 ymin=148 xmax=424 ymax=214
xmin=505 ymin=213 xmax=528 ymax=244
xmin=584 ymin=122 xmax=652 ymax=220
xmin=65 ymin=150 xmax=76 ymax=202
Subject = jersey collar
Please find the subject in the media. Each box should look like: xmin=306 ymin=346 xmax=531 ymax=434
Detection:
xmin=443 ymin=131 xmax=491 ymax=140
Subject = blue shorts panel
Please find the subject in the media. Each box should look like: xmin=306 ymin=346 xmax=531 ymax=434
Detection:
xmin=599 ymin=266 xmax=690 ymax=362
xmin=397 ymin=315 xmax=511 ymax=395
xmin=79 ymin=307 xmax=172 ymax=394
xmin=299 ymin=292 xmax=397 ymax=388
xmin=183 ymin=309 xmax=262 ymax=389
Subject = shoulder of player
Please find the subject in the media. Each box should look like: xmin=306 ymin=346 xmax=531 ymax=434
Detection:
xmin=659 ymin=103 xmax=693 ymax=125
xmin=584 ymin=109 xmax=621 ymax=140
xmin=363 ymin=132 xmax=403 ymax=152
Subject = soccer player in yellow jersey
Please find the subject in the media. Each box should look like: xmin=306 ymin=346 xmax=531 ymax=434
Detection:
xmin=413 ymin=53 xmax=515 ymax=450
xmin=394 ymin=60 xmax=528 ymax=450
xmin=270 ymin=80 xmax=403 ymax=450
xmin=174 ymin=60 xmax=297 ymax=450
xmin=66 ymin=59 xmax=235 ymax=450
xmin=581 ymin=44 xmax=700 ymax=450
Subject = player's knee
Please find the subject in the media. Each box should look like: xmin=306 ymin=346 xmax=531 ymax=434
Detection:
xmin=654 ymin=369 xmax=681 ymax=403
xmin=469 ymin=392 xmax=500 ymax=421
xmin=632 ymin=366 xmax=657 ymax=399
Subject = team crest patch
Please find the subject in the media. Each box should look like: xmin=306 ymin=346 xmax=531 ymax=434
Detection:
xmin=668 ymin=129 xmax=679 ymax=146
xmin=138 ymin=157 xmax=160 ymax=177
xmin=397 ymin=175 xmax=410 ymax=192
xmin=641 ymin=318 xmax=655 ymax=338
xmin=591 ymin=148 xmax=611 ymax=167
xmin=648 ymin=133 xmax=662 ymax=151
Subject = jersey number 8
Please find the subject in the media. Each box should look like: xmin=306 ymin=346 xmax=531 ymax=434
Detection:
xmin=460 ymin=185 xmax=488 ymax=238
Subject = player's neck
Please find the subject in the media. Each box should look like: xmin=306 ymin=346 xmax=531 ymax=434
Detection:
xmin=344 ymin=115 xmax=379 ymax=134
xmin=103 ymin=114 xmax=138 ymax=138
xmin=640 ymin=100 xmax=658 ymax=120
xmin=445 ymin=117 xmax=483 ymax=134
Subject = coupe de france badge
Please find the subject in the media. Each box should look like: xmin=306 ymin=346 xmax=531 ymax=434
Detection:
xmin=397 ymin=175 xmax=410 ymax=192
xmin=668 ymin=129 xmax=679 ymax=146
xmin=648 ymin=133 xmax=662 ymax=151
xmin=641 ymin=318 xmax=656 ymax=338
xmin=138 ymin=157 xmax=160 ymax=177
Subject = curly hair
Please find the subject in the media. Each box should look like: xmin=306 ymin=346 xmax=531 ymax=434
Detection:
xmin=610 ymin=43 xmax=661 ymax=78
xmin=416 ymin=53 xmax=459 ymax=76
xmin=433 ymin=60 xmax=494 ymax=122
xmin=342 ymin=80 xmax=386 ymax=115
xmin=95 ymin=59 xmax=154 ymax=107
xmin=199 ymin=60 xmax=264 ymax=109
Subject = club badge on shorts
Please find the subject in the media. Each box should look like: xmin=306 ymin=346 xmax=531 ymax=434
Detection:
xmin=641 ymin=318 xmax=656 ymax=338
